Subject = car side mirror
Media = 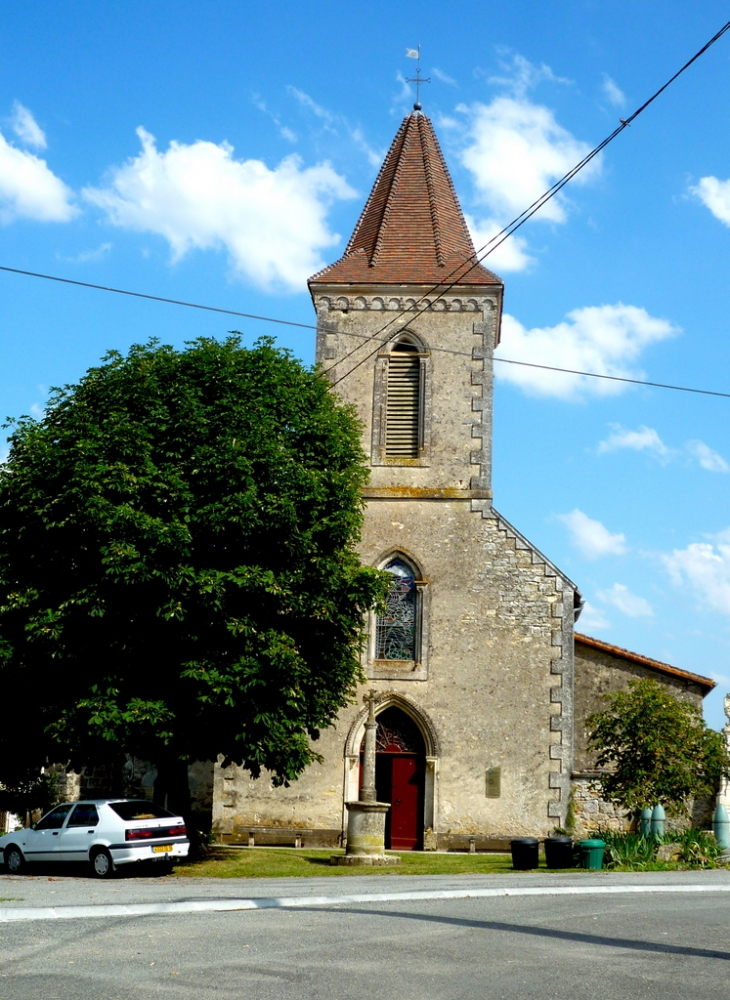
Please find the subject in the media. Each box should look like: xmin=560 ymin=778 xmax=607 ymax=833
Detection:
xmin=31 ymin=822 xmax=37 ymax=830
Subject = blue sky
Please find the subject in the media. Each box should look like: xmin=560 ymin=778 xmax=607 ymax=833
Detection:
xmin=2 ymin=1 xmax=730 ymax=727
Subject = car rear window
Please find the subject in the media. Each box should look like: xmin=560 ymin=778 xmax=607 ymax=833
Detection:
xmin=108 ymin=800 xmax=175 ymax=821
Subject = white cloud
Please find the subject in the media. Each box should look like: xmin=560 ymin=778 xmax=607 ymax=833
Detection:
xmin=596 ymin=426 xmax=728 ymax=472
xmin=287 ymin=87 xmax=336 ymax=127
xmin=457 ymin=95 xmax=599 ymax=225
xmin=59 ymin=242 xmax=112 ymax=264
xmin=601 ymin=75 xmax=626 ymax=108
xmin=686 ymin=440 xmax=729 ymax=473
xmin=691 ymin=176 xmax=730 ymax=226
xmin=487 ymin=52 xmax=571 ymax=98
xmin=287 ymin=87 xmax=382 ymax=167
xmin=0 ymin=130 xmax=76 ymax=223
xmin=84 ymin=127 xmax=355 ymax=292
xmin=664 ymin=533 xmax=730 ymax=615
xmin=10 ymin=102 xmax=46 ymax=148
xmin=450 ymin=64 xmax=599 ymax=272
xmin=393 ymin=72 xmax=414 ymax=109
xmin=432 ymin=67 xmax=456 ymax=86
xmin=597 ymin=424 xmax=670 ymax=458
xmin=597 ymin=583 xmax=653 ymax=618
xmin=557 ymin=509 xmax=627 ymax=559
xmin=252 ymin=95 xmax=298 ymax=144
xmin=464 ymin=213 xmax=534 ymax=272
xmin=578 ymin=601 xmax=611 ymax=631
xmin=496 ymin=303 xmax=679 ymax=399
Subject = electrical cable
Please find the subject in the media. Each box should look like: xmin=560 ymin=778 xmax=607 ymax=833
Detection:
xmin=1 ymin=266 xmax=728 ymax=401
xmin=0 ymin=265 xmax=318 ymax=332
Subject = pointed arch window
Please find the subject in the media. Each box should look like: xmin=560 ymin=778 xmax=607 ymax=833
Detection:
xmin=370 ymin=554 xmax=428 ymax=678
xmin=372 ymin=334 xmax=431 ymax=466
xmin=376 ymin=558 xmax=418 ymax=660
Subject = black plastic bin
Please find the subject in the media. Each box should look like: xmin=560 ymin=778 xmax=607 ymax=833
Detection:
xmin=544 ymin=835 xmax=574 ymax=869
xmin=510 ymin=837 xmax=539 ymax=870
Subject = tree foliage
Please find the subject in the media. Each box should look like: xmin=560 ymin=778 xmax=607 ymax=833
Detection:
xmin=587 ymin=678 xmax=730 ymax=817
xmin=0 ymin=337 xmax=387 ymax=787
xmin=0 ymin=759 xmax=56 ymax=820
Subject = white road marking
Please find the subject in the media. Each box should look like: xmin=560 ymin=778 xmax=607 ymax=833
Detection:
xmin=2 ymin=882 xmax=730 ymax=923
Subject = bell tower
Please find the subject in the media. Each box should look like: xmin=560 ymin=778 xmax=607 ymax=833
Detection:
xmin=308 ymin=110 xmax=504 ymax=504
xmin=307 ymin=109 xmax=577 ymax=835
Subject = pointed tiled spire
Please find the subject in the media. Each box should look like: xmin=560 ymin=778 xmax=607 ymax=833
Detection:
xmin=309 ymin=112 xmax=501 ymax=287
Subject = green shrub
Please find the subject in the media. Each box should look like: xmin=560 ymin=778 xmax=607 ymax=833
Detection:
xmin=599 ymin=828 xmax=725 ymax=870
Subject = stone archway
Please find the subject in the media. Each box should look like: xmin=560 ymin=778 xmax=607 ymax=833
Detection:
xmin=343 ymin=693 xmax=440 ymax=849
xmin=369 ymin=706 xmax=426 ymax=850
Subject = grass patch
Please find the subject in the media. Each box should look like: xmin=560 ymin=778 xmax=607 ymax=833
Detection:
xmin=175 ymin=847 xmax=517 ymax=879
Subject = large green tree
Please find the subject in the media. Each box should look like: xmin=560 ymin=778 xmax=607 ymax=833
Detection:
xmin=0 ymin=336 xmax=386 ymax=804
xmin=587 ymin=678 xmax=730 ymax=818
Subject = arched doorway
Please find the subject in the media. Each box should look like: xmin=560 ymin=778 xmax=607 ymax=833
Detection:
xmin=360 ymin=706 xmax=426 ymax=850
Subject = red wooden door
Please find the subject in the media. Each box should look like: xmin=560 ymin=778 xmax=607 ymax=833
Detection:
xmin=360 ymin=707 xmax=426 ymax=851
xmin=388 ymin=755 xmax=421 ymax=850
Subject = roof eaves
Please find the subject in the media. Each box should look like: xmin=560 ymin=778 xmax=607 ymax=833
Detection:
xmin=575 ymin=633 xmax=715 ymax=691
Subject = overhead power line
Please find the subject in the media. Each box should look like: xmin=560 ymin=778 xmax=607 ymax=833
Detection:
xmin=1 ymin=263 xmax=729 ymax=400
xmin=0 ymin=265 xmax=317 ymax=333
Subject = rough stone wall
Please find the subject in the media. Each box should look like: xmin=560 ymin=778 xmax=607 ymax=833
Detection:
xmin=213 ymin=287 xmax=579 ymax=840
xmin=573 ymin=642 xmax=706 ymax=774
xmin=571 ymin=777 xmax=632 ymax=838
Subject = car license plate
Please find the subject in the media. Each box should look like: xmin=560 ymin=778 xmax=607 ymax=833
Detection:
xmin=152 ymin=844 xmax=173 ymax=853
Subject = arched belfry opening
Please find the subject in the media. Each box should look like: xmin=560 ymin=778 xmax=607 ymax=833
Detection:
xmin=385 ymin=337 xmax=424 ymax=459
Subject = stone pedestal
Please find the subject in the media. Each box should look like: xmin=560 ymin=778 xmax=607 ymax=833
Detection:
xmin=331 ymin=801 xmax=401 ymax=866
xmin=331 ymin=690 xmax=400 ymax=866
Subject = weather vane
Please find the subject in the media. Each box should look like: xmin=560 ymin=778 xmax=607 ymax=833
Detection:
xmin=406 ymin=46 xmax=430 ymax=111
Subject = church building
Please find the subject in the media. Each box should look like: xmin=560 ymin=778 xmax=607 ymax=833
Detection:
xmin=207 ymin=109 xmax=714 ymax=848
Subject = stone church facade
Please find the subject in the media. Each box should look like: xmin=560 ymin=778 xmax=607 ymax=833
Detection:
xmin=206 ymin=110 xmax=715 ymax=848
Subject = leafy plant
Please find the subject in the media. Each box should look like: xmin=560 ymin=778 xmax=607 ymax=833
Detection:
xmin=674 ymin=828 xmax=723 ymax=868
xmin=600 ymin=828 xmax=725 ymax=870
xmin=601 ymin=831 xmax=658 ymax=869
xmin=0 ymin=762 xmax=57 ymax=825
xmin=587 ymin=679 xmax=730 ymax=818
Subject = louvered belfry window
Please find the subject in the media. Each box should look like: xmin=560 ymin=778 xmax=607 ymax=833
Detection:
xmin=385 ymin=341 xmax=421 ymax=457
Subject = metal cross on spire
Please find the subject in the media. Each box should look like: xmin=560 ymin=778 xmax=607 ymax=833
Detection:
xmin=405 ymin=46 xmax=430 ymax=111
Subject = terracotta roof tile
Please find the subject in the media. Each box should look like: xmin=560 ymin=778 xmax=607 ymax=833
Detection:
xmin=575 ymin=633 xmax=715 ymax=692
xmin=309 ymin=112 xmax=501 ymax=288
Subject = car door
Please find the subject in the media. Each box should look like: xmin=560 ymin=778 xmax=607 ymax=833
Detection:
xmin=21 ymin=803 xmax=75 ymax=861
xmin=56 ymin=803 xmax=100 ymax=862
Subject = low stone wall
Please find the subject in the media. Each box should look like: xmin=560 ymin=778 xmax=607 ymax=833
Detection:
xmin=571 ymin=775 xmax=632 ymax=838
xmin=571 ymin=774 xmax=714 ymax=837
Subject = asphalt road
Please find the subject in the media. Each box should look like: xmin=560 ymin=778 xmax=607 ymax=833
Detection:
xmin=1 ymin=876 xmax=729 ymax=999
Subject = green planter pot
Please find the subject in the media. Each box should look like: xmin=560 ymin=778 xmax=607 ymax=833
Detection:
xmin=579 ymin=838 xmax=606 ymax=870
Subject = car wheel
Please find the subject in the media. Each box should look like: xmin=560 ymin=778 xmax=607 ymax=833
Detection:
xmin=90 ymin=848 xmax=115 ymax=879
xmin=4 ymin=845 xmax=24 ymax=875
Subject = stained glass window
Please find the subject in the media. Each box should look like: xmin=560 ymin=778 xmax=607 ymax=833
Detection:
xmin=376 ymin=558 xmax=417 ymax=660
xmin=374 ymin=707 xmax=424 ymax=753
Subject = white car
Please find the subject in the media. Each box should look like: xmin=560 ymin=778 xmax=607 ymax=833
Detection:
xmin=0 ymin=799 xmax=189 ymax=878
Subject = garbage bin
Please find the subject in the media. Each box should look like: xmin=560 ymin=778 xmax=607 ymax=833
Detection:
xmin=544 ymin=835 xmax=574 ymax=869
xmin=579 ymin=838 xmax=606 ymax=870
xmin=510 ymin=837 xmax=539 ymax=870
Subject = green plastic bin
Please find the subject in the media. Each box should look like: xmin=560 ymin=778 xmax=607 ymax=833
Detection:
xmin=579 ymin=838 xmax=606 ymax=870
